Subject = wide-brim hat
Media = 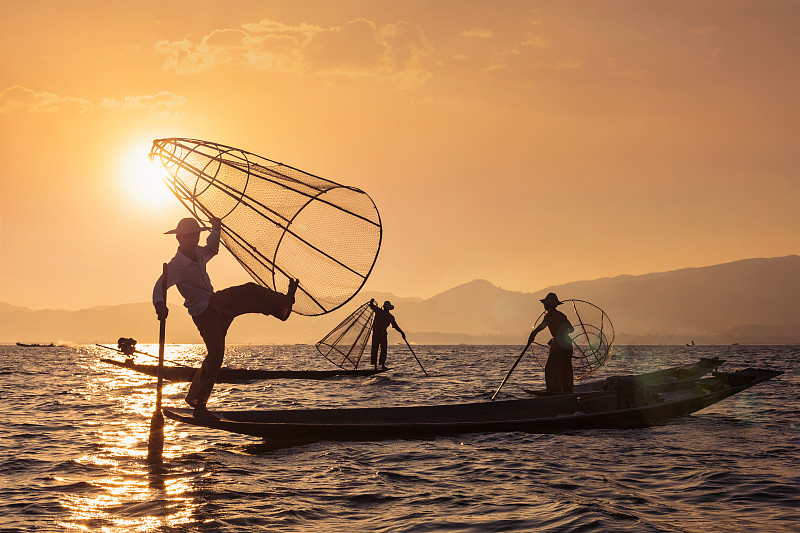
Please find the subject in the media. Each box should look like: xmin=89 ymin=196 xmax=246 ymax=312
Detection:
xmin=165 ymin=217 xmax=209 ymax=234
xmin=383 ymin=300 xmax=394 ymax=310
xmin=540 ymin=292 xmax=563 ymax=307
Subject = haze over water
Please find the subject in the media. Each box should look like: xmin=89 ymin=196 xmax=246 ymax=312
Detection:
xmin=1 ymin=343 xmax=797 ymax=532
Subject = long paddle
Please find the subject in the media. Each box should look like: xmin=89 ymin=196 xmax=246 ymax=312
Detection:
xmin=491 ymin=340 xmax=549 ymax=401
xmin=402 ymin=336 xmax=428 ymax=376
xmin=147 ymin=263 xmax=168 ymax=464
xmin=491 ymin=342 xmax=531 ymax=401
xmin=95 ymin=343 xmax=192 ymax=368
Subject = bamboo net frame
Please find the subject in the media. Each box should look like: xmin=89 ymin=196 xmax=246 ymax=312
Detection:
xmin=149 ymin=138 xmax=382 ymax=316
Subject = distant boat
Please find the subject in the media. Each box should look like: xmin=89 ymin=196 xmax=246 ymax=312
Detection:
xmin=16 ymin=342 xmax=55 ymax=347
xmin=686 ymin=340 xmax=695 ymax=346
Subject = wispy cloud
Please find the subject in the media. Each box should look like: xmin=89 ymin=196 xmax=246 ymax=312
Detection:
xmin=99 ymin=92 xmax=187 ymax=118
xmin=705 ymin=46 xmax=722 ymax=66
xmin=461 ymin=27 xmax=493 ymax=38
xmin=0 ymin=85 xmax=186 ymax=117
xmin=155 ymin=17 xmax=435 ymax=85
xmin=689 ymin=24 xmax=722 ymax=36
xmin=0 ymin=85 xmax=91 ymax=114
xmin=522 ymin=32 xmax=550 ymax=48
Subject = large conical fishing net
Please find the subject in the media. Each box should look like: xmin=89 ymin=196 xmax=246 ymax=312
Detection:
xmin=530 ymin=299 xmax=615 ymax=380
xmin=149 ymin=138 xmax=382 ymax=316
xmin=315 ymin=301 xmax=375 ymax=369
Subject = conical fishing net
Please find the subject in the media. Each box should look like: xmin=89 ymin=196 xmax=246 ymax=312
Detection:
xmin=530 ymin=299 xmax=615 ymax=380
xmin=315 ymin=301 xmax=375 ymax=369
xmin=149 ymin=138 xmax=382 ymax=316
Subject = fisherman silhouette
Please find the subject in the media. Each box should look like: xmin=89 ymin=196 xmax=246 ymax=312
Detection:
xmin=153 ymin=217 xmax=298 ymax=420
xmin=528 ymin=292 xmax=575 ymax=394
xmin=117 ymin=337 xmax=137 ymax=358
xmin=369 ymin=299 xmax=405 ymax=370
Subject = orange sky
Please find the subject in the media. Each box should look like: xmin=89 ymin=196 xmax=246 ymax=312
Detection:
xmin=1 ymin=0 xmax=798 ymax=310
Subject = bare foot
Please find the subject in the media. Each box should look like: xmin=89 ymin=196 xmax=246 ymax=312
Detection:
xmin=275 ymin=279 xmax=299 ymax=321
xmin=287 ymin=278 xmax=299 ymax=303
xmin=193 ymin=405 xmax=219 ymax=421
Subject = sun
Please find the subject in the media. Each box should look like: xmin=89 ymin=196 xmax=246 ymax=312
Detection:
xmin=119 ymin=140 xmax=174 ymax=208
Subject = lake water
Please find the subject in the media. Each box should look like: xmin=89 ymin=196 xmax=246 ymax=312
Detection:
xmin=1 ymin=344 xmax=797 ymax=532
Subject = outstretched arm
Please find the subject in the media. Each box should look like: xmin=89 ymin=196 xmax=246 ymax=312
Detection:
xmin=527 ymin=314 xmax=549 ymax=345
xmin=203 ymin=217 xmax=222 ymax=258
xmin=393 ymin=320 xmax=406 ymax=339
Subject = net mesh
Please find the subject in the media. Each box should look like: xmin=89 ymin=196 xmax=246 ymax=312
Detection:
xmin=149 ymin=138 xmax=382 ymax=316
xmin=315 ymin=301 xmax=375 ymax=369
xmin=531 ymin=299 xmax=615 ymax=380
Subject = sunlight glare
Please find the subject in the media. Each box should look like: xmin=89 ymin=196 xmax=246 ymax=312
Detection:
xmin=120 ymin=141 xmax=174 ymax=208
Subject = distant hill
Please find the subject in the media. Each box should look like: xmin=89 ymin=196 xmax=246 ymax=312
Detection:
xmin=1 ymin=255 xmax=798 ymax=345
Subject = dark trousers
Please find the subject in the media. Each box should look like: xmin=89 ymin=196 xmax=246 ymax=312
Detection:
xmin=545 ymin=344 xmax=574 ymax=394
xmin=185 ymin=283 xmax=291 ymax=407
xmin=370 ymin=330 xmax=388 ymax=367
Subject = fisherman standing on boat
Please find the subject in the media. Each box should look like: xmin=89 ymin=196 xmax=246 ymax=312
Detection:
xmin=369 ymin=299 xmax=405 ymax=370
xmin=153 ymin=217 xmax=298 ymax=419
xmin=528 ymin=292 xmax=575 ymax=394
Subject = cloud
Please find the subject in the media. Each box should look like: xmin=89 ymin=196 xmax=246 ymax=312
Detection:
xmin=548 ymin=60 xmax=584 ymax=70
xmin=689 ymin=24 xmax=722 ymax=36
xmin=0 ymin=85 xmax=186 ymax=117
xmin=0 ymin=85 xmax=91 ymax=114
xmin=155 ymin=17 xmax=435 ymax=85
xmin=99 ymin=92 xmax=187 ymax=118
xmin=462 ymin=27 xmax=494 ymax=38
xmin=705 ymin=46 xmax=722 ymax=66
xmin=522 ymin=32 xmax=550 ymax=48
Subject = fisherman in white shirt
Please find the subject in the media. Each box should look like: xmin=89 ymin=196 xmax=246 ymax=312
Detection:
xmin=153 ymin=217 xmax=298 ymax=419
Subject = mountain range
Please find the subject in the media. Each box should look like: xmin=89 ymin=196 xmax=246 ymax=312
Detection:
xmin=2 ymin=255 xmax=798 ymax=345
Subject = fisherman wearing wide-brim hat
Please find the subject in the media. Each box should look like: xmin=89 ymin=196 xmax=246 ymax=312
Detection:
xmin=368 ymin=299 xmax=405 ymax=370
xmin=528 ymin=292 xmax=575 ymax=394
xmin=153 ymin=216 xmax=299 ymax=420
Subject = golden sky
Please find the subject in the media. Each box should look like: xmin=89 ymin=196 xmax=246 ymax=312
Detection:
xmin=1 ymin=0 xmax=798 ymax=310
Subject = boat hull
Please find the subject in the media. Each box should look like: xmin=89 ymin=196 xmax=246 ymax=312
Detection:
xmin=162 ymin=367 xmax=782 ymax=441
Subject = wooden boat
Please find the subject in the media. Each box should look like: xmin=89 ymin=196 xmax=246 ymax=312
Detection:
xmin=100 ymin=357 xmax=388 ymax=382
xmin=527 ymin=356 xmax=724 ymax=396
xmin=162 ymin=361 xmax=782 ymax=441
xmin=16 ymin=342 xmax=55 ymax=347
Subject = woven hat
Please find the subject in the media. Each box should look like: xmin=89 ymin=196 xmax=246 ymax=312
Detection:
xmin=165 ymin=217 xmax=209 ymax=234
xmin=540 ymin=292 xmax=563 ymax=307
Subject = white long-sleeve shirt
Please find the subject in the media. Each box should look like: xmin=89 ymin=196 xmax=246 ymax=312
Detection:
xmin=152 ymin=227 xmax=220 ymax=316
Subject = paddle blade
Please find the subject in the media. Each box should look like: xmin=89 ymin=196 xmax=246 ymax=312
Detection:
xmin=146 ymin=411 xmax=164 ymax=464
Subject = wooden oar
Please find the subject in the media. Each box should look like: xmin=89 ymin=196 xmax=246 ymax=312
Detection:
xmin=491 ymin=342 xmax=530 ymax=401
xmin=491 ymin=340 xmax=548 ymax=401
xmin=147 ymin=263 xmax=168 ymax=464
xmin=95 ymin=343 xmax=192 ymax=368
xmin=402 ymin=337 xmax=428 ymax=376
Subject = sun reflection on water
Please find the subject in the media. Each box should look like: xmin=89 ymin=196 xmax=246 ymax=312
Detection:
xmin=57 ymin=345 xmax=212 ymax=531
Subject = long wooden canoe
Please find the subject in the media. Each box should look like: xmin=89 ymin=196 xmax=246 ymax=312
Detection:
xmin=100 ymin=358 xmax=388 ymax=382
xmin=540 ymin=356 xmax=724 ymax=396
xmin=162 ymin=363 xmax=782 ymax=441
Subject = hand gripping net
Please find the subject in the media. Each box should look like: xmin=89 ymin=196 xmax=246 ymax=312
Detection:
xmin=315 ymin=301 xmax=375 ymax=369
xmin=149 ymin=138 xmax=382 ymax=316
xmin=531 ymin=299 xmax=615 ymax=380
